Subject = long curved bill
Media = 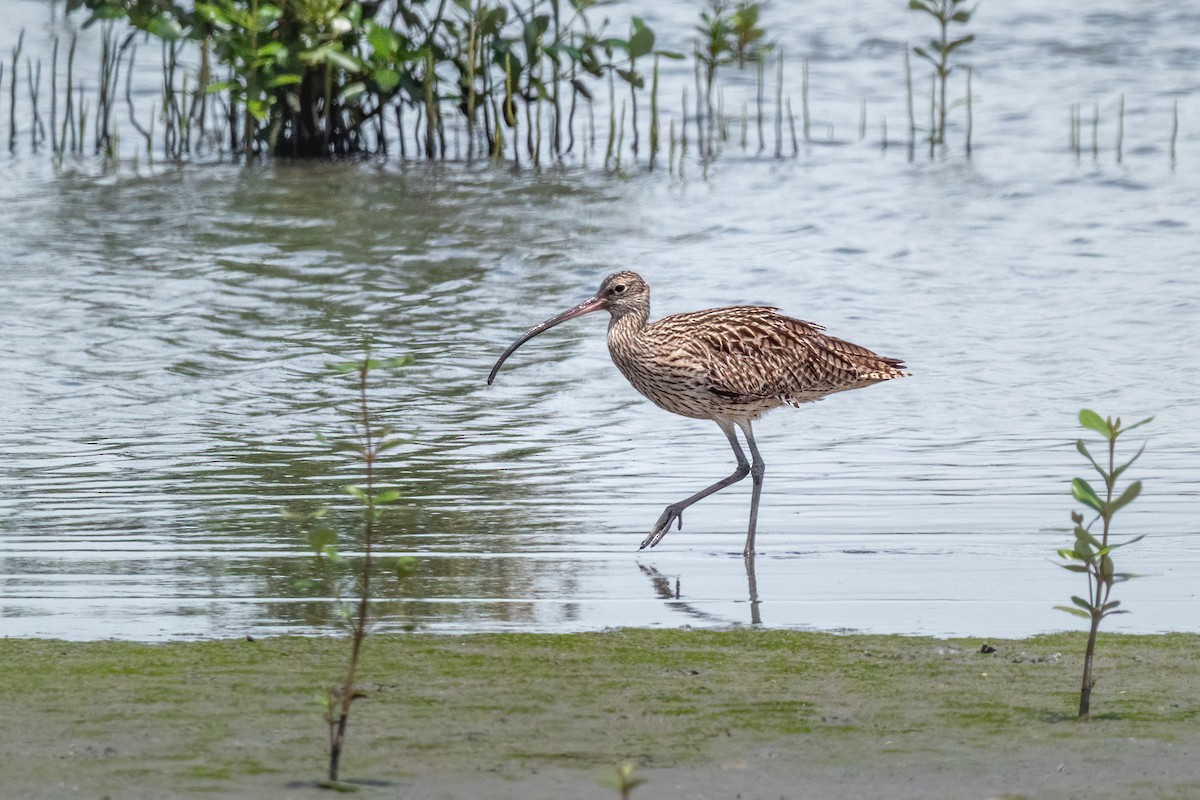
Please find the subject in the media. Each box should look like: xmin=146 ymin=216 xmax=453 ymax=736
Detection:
xmin=487 ymin=294 xmax=607 ymax=385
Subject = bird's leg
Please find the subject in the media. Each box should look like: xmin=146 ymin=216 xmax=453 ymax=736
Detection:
xmin=738 ymin=420 xmax=766 ymax=558
xmin=641 ymin=422 xmax=750 ymax=549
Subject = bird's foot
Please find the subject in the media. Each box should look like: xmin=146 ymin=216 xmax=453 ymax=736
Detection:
xmin=640 ymin=504 xmax=685 ymax=549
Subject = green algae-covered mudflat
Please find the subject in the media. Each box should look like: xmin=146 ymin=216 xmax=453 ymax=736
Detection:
xmin=2 ymin=630 xmax=1198 ymax=799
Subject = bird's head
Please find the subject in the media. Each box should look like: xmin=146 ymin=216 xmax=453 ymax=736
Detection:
xmin=595 ymin=271 xmax=649 ymax=318
xmin=487 ymin=271 xmax=650 ymax=385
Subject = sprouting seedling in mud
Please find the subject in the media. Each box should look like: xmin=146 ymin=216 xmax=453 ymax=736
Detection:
xmin=284 ymin=354 xmax=416 ymax=789
xmin=1055 ymin=409 xmax=1151 ymax=719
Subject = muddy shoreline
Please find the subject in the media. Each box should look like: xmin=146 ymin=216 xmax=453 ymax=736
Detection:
xmin=2 ymin=629 xmax=1197 ymax=799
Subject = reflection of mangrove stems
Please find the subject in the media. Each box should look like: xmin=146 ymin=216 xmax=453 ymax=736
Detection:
xmin=466 ymin=14 xmax=477 ymax=160
xmin=1170 ymin=99 xmax=1178 ymax=166
xmin=904 ymin=47 xmax=914 ymax=159
xmin=680 ymin=86 xmax=688 ymax=156
xmin=566 ymin=62 xmax=578 ymax=154
xmin=9 ymin=29 xmax=22 ymax=151
xmin=615 ymin=99 xmax=625 ymax=170
xmin=605 ymin=68 xmax=615 ymax=168
xmin=550 ymin=0 xmax=561 ymax=157
xmin=786 ymin=96 xmax=797 ymax=156
xmin=63 ymin=35 xmax=76 ymax=154
xmin=1091 ymin=102 xmax=1098 ymax=160
xmin=629 ymin=62 xmax=639 ymax=159
xmin=668 ymin=116 xmax=675 ymax=174
xmin=928 ymin=72 xmax=935 ymax=158
xmin=774 ymin=51 xmax=783 ymax=157
xmin=755 ymin=56 xmax=764 ymax=152
xmin=648 ymin=55 xmax=659 ymax=170
xmin=424 ymin=47 xmax=436 ymax=159
xmin=1116 ymin=93 xmax=1124 ymax=165
xmin=29 ymin=57 xmax=44 ymax=149
xmin=50 ymin=37 xmax=57 ymax=153
xmin=965 ymin=66 xmax=972 ymax=157
xmin=504 ymin=53 xmax=517 ymax=166
xmin=126 ymin=45 xmax=152 ymax=155
xmin=802 ymin=57 xmax=810 ymax=142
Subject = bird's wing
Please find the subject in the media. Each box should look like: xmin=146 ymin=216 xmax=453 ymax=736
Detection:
xmin=664 ymin=308 xmax=895 ymax=403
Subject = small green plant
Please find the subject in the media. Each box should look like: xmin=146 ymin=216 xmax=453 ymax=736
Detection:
xmin=729 ymin=1 xmax=770 ymax=68
xmin=598 ymin=761 xmax=646 ymax=800
xmin=694 ymin=1 xmax=768 ymax=151
xmin=908 ymin=0 xmax=975 ymax=145
xmin=284 ymin=353 xmax=415 ymax=788
xmin=1056 ymin=409 xmax=1152 ymax=719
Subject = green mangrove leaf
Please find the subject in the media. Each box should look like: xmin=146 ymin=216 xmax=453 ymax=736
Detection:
xmin=195 ymin=3 xmax=231 ymax=27
xmin=256 ymin=41 xmax=286 ymax=59
xmin=340 ymin=81 xmax=367 ymax=102
xmin=394 ymin=555 xmax=417 ymax=579
xmin=1107 ymin=534 xmax=1146 ymax=550
xmin=1113 ymin=443 xmax=1146 ymax=480
xmin=146 ymin=14 xmax=183 ymax=40
xmin=1076 ymin=439 xmax=1104 ymax=477
xmin=1057 ymin=563 xmax=1089 ymax=573
xmin=1071 ymin=478 xmax=1105 ymax=513
xmin=366 ymin=21 xmax=399 ymax=56
xmin=1054 ymin=605 xmax=1091 ymax=619
xmin=1120 ymin=416 xmax=1155 ymax=435
xmin=307 ymin=525 xmax=337 ymax=554
xmin=375 ymin=438 xmax=408 ymax=454
xmin=1057 ymin=548 xmax=1082 ymax=561
xmin=205 ymin=79 xmax=240 ymax=94
xmin=912 ymin=46 xmax=937 ymax=67
xmin=1070 ymin=595 xmax=1093 ymax=611
xmin=375 ymin=489 xmax=402 ymax=504
xmin=944 ymin=34 xmax=974 ymax=54
xmin=1078 ymin=409 xmax=1109 ymax=437
xmin=266 ymin=73 xmax=303 ymax=88
xmin=616 ymin=68 xmax=644 ymax=88
xmin=245 ymin=98 xmax=269 ymax=121
xmin=629 ymin=25 xmax=655 ymax=60
xmin=1111 ymin=480 xmax=1142 ymax=513
xmin=344 ymin=484 xmax=369 ymax=502
xmin=1074 ymin=525 xmax=1102 ymax=550
xmin=571 ymin=77 xmax=594 ymax=100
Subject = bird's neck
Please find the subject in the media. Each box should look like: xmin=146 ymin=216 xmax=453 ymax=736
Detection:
xmin=607 ymin=303 xmax=649 ymax=348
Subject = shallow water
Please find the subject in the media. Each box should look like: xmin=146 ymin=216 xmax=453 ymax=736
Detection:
xmin=1 ymin=1 xmax=1198 ymax=640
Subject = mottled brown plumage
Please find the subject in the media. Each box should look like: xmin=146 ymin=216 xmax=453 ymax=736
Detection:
xmin=488 ymin=271 xmax=908 ymax=556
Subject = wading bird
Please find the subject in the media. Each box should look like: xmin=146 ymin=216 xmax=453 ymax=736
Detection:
xmin=487 ymin=271 xmax=907 ymax=557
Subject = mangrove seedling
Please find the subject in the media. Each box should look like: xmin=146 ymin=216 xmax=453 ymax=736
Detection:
xmin=1055 ymin=409 xmax=1152 ymax=719
xmin=285 ymin=353 xmax=415 ymax=788
xmin=729 ymin=1 xmax=770 ymax=68
xmin=598 ymin=762 xmax=647 ymax=800
xmin=908 ymin=0 xmax=975 ymax=145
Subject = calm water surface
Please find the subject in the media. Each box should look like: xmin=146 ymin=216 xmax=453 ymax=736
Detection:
xmin=1 ymin=1 xmax=1198 ymax=640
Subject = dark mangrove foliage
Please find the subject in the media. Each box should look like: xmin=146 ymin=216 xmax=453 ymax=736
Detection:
xmin=67 ymin=0 xmax=774 ymax=159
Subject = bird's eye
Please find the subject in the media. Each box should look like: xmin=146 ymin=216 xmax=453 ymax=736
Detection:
xmin=613 ymin=284 xmax=627 ymax=294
